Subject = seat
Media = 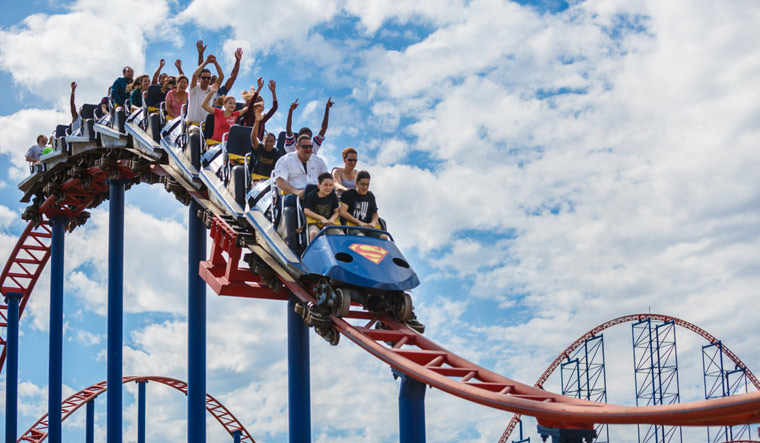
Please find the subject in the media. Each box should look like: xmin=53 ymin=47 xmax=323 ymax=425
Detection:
xmin=235 ymin=102 xmax=245 ymax=111
xmin=79 ymin=104 xmax=98 ymax=120
xmin=225 ymin=125 xmax=253 ymax=160
xmin=203 ymin=113 xmax=215 ymax=140
xmin=144 ymin=85 xmax=164 ymax=109
xmin=276 ymin=131 xmax=286 ymax=155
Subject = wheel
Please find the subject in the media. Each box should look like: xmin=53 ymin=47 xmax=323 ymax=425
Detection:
xmin=392 ymin=292 xmax=413 ymax=322
xmin=315 ymin=278 xmax=333 ymax=308
xmin=187 ymin=132 xmax=201 ymax=170
xmin=317 ymin=327 xmax=340 ymax=346
xmin=332 ymin=288 xmax=353 ymax=317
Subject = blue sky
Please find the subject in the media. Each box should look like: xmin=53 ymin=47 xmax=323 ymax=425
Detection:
xmin=1 ymin=0 xmax=759 ymax=442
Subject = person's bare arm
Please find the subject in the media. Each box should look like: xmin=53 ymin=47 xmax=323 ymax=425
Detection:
xmin=152 ymin=59 xmax=165 ymax=85
xmin=318 ymin=97 xmax=334 ymax=138
xmin=286 ymin=99 xmax=298 ymax=137
xmin=275 ymin=177 xmax=304 ymax=197
xmin=339 ymin=202 xmax=363 ymax=226
xmin=190 ymin=55 xmax=212 ymax=89
xmin=196 ymin=40 xmax=206 ymax=66
xmin=211 ymin=56 xmax=224 ymax=88
xmin=70 ymin=82 xmax=78 ymax=122
xmin=332 ymin=168 xmax=350 ymax=193
xmin=175 ymin=59 xmax=184 ymax=76
xmin=200 ymin=84 xmax=219 ymax=114
xmin=304 ymin=208 xmax=330 ymax=224
xmin=250 ymin=113 xmax=262 ymax=150
xmin=223 ymin=48 xmax=242 ymax=92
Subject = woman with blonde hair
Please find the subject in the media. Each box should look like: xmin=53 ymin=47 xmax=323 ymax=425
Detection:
xmin=332 ymin=147 xmax=358 ymax=196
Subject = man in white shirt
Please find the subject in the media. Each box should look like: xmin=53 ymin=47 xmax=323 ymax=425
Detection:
xmin=273 ymin=134 xmax=328 ymax=197
xmin=186 ymin=54 xmax=223 ymax=124
xmin=25 ymin=135 xmax=47 ymax=163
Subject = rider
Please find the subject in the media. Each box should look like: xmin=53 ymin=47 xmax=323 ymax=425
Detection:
xmin=272 ymin=134 xmax=328 ymax=197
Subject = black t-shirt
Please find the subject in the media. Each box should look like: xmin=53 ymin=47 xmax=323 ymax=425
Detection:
xmin=340 ymin=189 xmax=378 ymax=223
xmin=252 ymin=147 xmax=282 ymax=177
xmin=304 ymin=189 xmax=339 ymax=220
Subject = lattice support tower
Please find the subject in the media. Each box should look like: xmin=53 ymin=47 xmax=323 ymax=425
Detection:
xmin=632 ymin=319 xmax=683 ymax=443
xmin=560 ymin=334 xmax=609 ymax=443
xmin=702 ymin=341 xmax=751 ymax=442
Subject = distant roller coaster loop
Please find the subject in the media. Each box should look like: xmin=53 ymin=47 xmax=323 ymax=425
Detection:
xmin=18 ymin=375 xmax=255 ymax=443
xmin=498 ymin=313 xmax=760 ymax=443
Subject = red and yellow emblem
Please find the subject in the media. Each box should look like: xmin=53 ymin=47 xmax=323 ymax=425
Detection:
xmin=349 ymin=244 xmax=388 ymax=265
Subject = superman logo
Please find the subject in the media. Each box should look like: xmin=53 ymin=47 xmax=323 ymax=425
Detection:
xmin=349 ymin=244 xmax=388 ymax=265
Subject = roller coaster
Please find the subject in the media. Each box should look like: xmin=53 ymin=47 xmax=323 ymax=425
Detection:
xmin=2 ymin=89 xmax=760 ymax=442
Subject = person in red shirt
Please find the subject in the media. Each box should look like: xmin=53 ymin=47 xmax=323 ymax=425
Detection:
xmin=200 ymin=83 xmax=248 ymax=143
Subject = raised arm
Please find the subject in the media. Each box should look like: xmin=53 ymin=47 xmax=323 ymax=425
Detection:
xmin=152 ymin=59 xmax=165 ymax=85
xmin=196 ymin=40 xmax=206 ymax=67
xmin=70 ymin=82 xmax=78 ymax=122
xmin=319 ymin=97 xmax=334 ymax=138
xmin=212 ymin=56 xmax=224 ymax=88
xmin=190 ymin=55 xmax=212 ymax=88
xmin=250 ymin=113 xmax=263 ymax=151
xmin=201 ymin=84 xmax=219 ymax=114
xmin=286 ymin=99 xmax=299 ymax=137
xmin=263 ymin=80 xmax=278 ymax=121
xmin=223 ymin=48 xmax=242 ymax=92
xmin=175 ymin=59 xmax=185 ymax=76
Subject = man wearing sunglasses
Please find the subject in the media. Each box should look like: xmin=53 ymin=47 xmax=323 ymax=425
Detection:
xmin=187 ymin=54 xmax=223 ymax=125
xmin=273 ymin=134 xmax=329 ymax=197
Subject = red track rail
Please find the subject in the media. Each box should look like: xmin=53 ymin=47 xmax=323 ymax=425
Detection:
xmin=18 ymin=375 xmax=255 ymax=442
xmin=0 ymin=161 xmax=127 ymax=374
xmin=199 ymin=215 xmax=760 ymax=430
xmin=498 ymin=314 xmax=760 ymax=442
xmin=0 ymin=221 xmax=52 ymax=371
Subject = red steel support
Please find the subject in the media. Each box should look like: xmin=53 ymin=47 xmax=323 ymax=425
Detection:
xmin=199 ymin=216 xmax=286 ymax=300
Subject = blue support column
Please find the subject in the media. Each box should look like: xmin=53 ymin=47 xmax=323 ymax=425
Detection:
xmin=107 ymin=179 xmax=126 ymax=443
xmin=137 ymin=381 xmax=147 ymax=443
xmin=4 ymin=292 xmax=22 ymax=443
xmin=49 ymin=216 xmax=67 ymax=443
xmin=86 ymin=399 xmax=95 ymax=443
xmin=232 ymin=429 xmax=242 ymax=443
xmin=188 ymin=201 xmax=207 ymax=443
xmin=393 ymin=369 xmax=427 ymax=443
xmin=287 ymin=294 xmax=310 ymax=443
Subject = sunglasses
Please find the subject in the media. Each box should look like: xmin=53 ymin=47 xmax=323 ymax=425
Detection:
xmin=345 ymin=158 xmax=357 ymax=162
xmin=200 ymin=76 xmax=211 ymax=80
xmin=299 ymin=144 xmax=313 ymax=150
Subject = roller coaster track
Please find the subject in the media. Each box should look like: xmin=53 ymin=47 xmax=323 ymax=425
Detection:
xmin=497 ymin=314 xmax=760 ymax=442
xmin=3 ymin=129 xmax=760 ymax=435
xmin=18 ymin=375 xmax=254 ymax=442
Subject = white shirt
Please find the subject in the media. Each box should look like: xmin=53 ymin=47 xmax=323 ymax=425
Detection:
xmin=272 ymin=152 xmax=328 ymax=190
xmin=186 ymin=84 xmax=210 ymax=123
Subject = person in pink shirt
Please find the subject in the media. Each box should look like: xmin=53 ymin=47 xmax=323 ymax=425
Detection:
xmin=165 ymin=75 xmax=188 ymax=120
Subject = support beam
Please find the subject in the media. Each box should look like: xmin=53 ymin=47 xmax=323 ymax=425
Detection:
xmin=232 ymin=429 xmax=241 ymax=443
xmin=4 ymin=292 xmax=22 ymax=443
xmin=48 ymin=216 xmax=67 ymax=443
xmin=137 ymin=381 xmax=147 ymax=443
xmin=394 ymin=369 xmax=427 ymax=443
xmin=86 ymin=400 xmax=95 ymax=443
xmin=107 ymin=179 xmax=126 ymax=443
xmin=287 ymin=294 xmax=310 ymax=443
xmin=188 ymin=200 xmax=207 ymax=443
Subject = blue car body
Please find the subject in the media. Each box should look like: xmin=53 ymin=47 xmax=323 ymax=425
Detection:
xmin=300 ymin=230 xmax=420 ymax=292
